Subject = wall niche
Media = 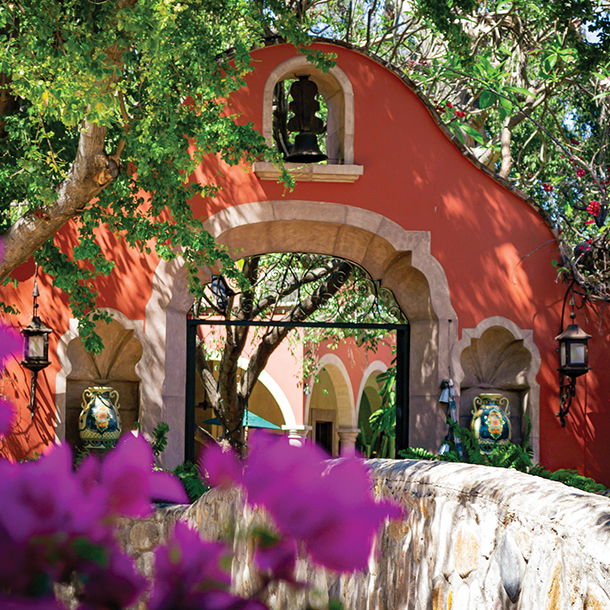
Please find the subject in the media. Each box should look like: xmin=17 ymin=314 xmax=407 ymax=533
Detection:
xmin=459 ymin=325 xmax=534 ymax=445
xmin=65 ymin=319 xmax=142 ymax=449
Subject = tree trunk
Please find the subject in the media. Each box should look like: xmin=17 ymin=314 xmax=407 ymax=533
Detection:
xmin=0 ymin=119 xmax=117 ymax=283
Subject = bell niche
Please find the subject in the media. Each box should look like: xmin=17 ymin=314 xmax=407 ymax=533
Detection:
xmin=260 ymin=56 xmax=356 ymax=169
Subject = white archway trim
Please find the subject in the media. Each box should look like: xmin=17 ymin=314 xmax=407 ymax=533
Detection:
xmin=451 ymin=316 xmax=541 ymax=461
xmin=54 ymin=308 xmax=146 ymax=444
xmin=356 ymin=360 xmax=389 ymax=417
xmin=305 ymin=353 xmax=356 ymax=428
xmin=236 ymin=357 xmax=297 ymax=428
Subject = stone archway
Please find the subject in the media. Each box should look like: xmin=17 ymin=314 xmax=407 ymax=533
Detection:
xmin=55 ymin=310 xmax=145 ymax=447
xmin=144 ymin=200 xmax=457 ymax=467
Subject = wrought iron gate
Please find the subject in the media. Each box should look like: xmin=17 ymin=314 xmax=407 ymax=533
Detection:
xmin=183 ymin=253 xmax=410 ymax=462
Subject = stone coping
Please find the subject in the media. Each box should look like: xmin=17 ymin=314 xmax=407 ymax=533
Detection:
xmin=252 ymin=161 xmax=364 ymax=183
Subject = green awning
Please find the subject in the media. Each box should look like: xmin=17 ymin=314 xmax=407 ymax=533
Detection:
xmin=202 ymin=412 xmax=281 ymax=430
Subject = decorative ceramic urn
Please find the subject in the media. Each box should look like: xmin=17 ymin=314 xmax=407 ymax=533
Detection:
xmin=470 ymin=393 xmax=511 ymax=454
xmin=78 ymin=386 xmax=122 ymax=450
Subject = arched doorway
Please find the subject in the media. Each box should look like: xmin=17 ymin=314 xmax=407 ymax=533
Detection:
xmin=142 ymin=201 xmax=457 ymax=467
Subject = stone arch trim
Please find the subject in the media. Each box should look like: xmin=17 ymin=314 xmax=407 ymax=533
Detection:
xmin=262 ymin=55 xmax=355 ymax=164
xmin=451 ymin=316 xmax=542 ymax=460
xmin=55 ymin=308 xmax=146 ymax=444
xmin=147 ymin=200 xmax=458 ymax=465
xmin=236 ymin=357 xmax=297 ymax=429
xmin=305 ymin=353 xmax=356 ymax=429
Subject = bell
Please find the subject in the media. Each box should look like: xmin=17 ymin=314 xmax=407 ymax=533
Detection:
xmin=287 ymin=133 xmax=327 ymax=163
xmin=285 ymin=75 xmax=327 ymax=164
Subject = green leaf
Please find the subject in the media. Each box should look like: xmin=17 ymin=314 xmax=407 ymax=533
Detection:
xmin=459 ymin=124 xmax=485 ymax=144
xmin=543 ymin=53 xmax=558 ymax=73
xmin=479 ymin=90 xmax=496 ymax=109
xmin=505 ymin=85 xmax=536 ymax=99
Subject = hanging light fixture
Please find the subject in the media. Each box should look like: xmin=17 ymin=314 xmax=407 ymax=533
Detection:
xmin=555 ymin=296 xmax=591 ymax=427
xmin=210 ymin=275 xmax=235 ymax=314
xmin=20 ymin=267 xmax=52 ymax=418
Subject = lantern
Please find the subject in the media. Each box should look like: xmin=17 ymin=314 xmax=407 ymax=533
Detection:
xmin=20 ymin=272 xmax=52 ymax=417
xmin=555 ymin=321 xmax=591 ymax=378
xmin=555 ymin=308 xmax=591 ymax=427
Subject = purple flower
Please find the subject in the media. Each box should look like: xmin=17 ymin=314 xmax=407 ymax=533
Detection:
xmin=81 ymin=434 xmax=187 ymax=518
xmin=202 ymin=433 xmax=403 ymax=573
xmin=0 ymin=398 xmax=15 ymax=438
xmin=150 ymin=522 xmax=252 ymax=610
xmin=254 ymin=537 xmax=298 ymax=582
xmin=0 ymin=322 xmax=20 ymax=367
xmin=78 ymin=547 xmax=147 ymax=610
xmin=201 ymin=443 xmax=243 ymax=489
xmin=0 ymin=596 xmax=64 ymax=610
xmin=0 ymin=443 xmax=95 ymax=544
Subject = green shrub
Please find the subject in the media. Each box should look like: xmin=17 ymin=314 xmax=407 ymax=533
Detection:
xmin=399 ymin=416 xmax=608 ymax=495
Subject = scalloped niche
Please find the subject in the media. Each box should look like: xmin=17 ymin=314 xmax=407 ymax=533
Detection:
xmin=459 ymin=326 xmax=533 ymax=444
xmin=65 ymin=319 xmax=142 ymax=449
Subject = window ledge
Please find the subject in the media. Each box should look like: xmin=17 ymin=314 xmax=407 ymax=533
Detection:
xmin=253 ymin=162 xmax=364 ymax=183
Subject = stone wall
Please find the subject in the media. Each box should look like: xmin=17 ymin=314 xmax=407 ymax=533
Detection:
xmin=121 ymin=460 xmax=610 ymax=609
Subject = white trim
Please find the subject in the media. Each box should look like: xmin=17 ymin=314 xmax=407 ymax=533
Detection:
xmin=236 ymin=357 xmax=297 ymax=428
xmin=356 ymin=360 xmax=388 ymax=418
xmin=305 ymin=353 xmax=356 ymax=428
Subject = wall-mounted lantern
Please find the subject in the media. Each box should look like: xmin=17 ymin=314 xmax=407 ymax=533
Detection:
xmin=555 ymin=305 xmax=591 ymax=427
xmin=210 ymin=275 xmax=235 ymax=314
xmin=20 ymin=269 xmax=52 ymax=418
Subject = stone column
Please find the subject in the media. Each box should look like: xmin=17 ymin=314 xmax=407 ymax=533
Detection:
xmin=282 ymin=425 xmax=312 ymax=447
xmin=338 ymin=427 xmax=360 ymax=456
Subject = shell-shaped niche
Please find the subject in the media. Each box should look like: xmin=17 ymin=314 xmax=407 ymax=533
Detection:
xmin=65 ymin=319 xmax=142 ymax=449
xmin=459 ymin=326 xmax=532 ymax=443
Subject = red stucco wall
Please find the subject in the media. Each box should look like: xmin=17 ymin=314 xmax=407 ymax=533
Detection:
xmin=1 ymin=42 xmax=608 ymax=485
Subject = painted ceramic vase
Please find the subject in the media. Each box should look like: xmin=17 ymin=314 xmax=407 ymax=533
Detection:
xmin=78 ymin=386 xmax=122 ymax=450
xmin=470 ymin=393 xmax=511 ymax=454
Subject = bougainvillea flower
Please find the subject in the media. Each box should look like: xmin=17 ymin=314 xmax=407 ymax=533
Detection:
xmin=576 ymin=168 xmax=587 ymax=177
xmin=92 ymin=434 xmax=187 ymax=518
xmin=150 ymin=522 xmax=240 ymax=610
xmin=587 ymin=200 xmax=601 ymax=216
xmin=78 ymin=546 xmax=147 ymax=610
xmin=542 ymin=183 xmax=553 ymax=192
xmin=0 ymin=398 xmax=15 ymax=438
xmin=585 ymin=219 xmax=595 ymax=225
xmin=215 ymin=432 xmax=403 ymax=573
xmin=200 ymin=443 xmax=243 ymax=489
xmin=0 ymin=322 xmax=20 ymax=367
xmin=254 ymin=537 xmax=298 ymax=582
xmin=0 ymin=443 xmax=93 ymax=543
xmin=0 ymin=595 xmax=65 ymax=610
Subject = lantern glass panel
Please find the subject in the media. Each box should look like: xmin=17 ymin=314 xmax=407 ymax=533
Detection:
xmin=560 ymin=343 xmax=567 ymax=368
xmin=27 ymin=335 xmax=46 ymax=360
xmin=570 ymin=343 xmax=586 ymax=366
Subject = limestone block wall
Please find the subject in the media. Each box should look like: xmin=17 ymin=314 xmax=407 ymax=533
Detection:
xmin=120 ymin=460 xmax=610 ymax=610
